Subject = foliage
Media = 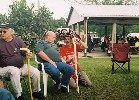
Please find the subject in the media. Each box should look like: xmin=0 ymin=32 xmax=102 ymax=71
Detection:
xmin=9 ymin=0 xmax=37 ymax=49
xmin=56 ymin=18 xmax=67 ymax=29
xmin=83 ymin=0 xmax=138 ymax=5
xmin=0 ymin=14 xmax=8 ymax=24
xmin=88 ymin=25 xmax=139 ymax=37
xmin=31 ymin=6 xmax=53 ymax=40
xmin=126 ymin=25 xmax=139 ymax=33
xmin=5 ymin=0 xmax=67 ymax=50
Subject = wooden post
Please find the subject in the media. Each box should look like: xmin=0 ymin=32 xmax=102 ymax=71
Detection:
xmin=84 ymin=17 xmax=88 ymax=57
xmin=76 ymin=22 xmax=80 ymax=35
xmin=112 ymin=21 xmax=117 ymax=49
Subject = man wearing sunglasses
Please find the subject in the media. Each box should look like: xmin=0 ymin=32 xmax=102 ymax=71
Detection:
xmin=0 ymin=23 xmax=45 ymax=100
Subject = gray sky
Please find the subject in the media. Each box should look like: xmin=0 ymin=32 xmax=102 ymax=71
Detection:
xmin=0 ymin=0 xmax=71 ymax=19
xmin=0 ymin=0 xmax=139 ymax=19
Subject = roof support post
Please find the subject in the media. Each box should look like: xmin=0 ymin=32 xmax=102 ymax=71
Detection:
xmin=122 ymin=25 xmax=125 ymax=38
xmin=71 ymin=24 xmax=76 ymax=31
xmin=76 ymin=22 xmax=80 ymax=35
xmin=105 ymin=25 xmax=108 ymax=37
xmin=112 ymin=21 xmax=117 ymax=49
xmin=84 ymin=17 xmax=88 ymax=57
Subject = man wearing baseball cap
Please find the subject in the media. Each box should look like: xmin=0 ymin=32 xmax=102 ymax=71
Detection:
xmin=0 ymin=23 xmax=45 ymax=100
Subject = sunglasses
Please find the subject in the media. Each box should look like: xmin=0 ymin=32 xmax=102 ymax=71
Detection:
xmin=0 ymin=30 xmax=7 ymax=34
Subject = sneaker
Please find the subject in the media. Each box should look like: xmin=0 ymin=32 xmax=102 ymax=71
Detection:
xmin=61 ymin=85 xmax=68 ymax=93
xmin=16 ymin=95 xmax=25 ymax=100
xmin=32 ymin=91 xmax=45 ymax=100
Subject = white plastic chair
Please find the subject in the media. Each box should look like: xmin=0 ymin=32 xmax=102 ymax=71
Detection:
xmin=35 ymin=55 xmax=48 ymax=97
xmin=35 ymin=55 xmax=69 ymax=97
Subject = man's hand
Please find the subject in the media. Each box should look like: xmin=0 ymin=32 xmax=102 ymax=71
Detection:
xmin=74 ymin=33 xmax=81 ymax=40
xmin=61 ymin=57 xmax=66 ymax=63
xmin=66 ymin=56 xmax=74 ymax=64
xmin=26 ymin=52 xmax=33 ymax=59
xmin=73 ymin=37 xmax=81 ymax=43
xmin=0 ymin=80 xmax=4 ymax=88
xmin=49 ymin=60 xmax=57 ymax=68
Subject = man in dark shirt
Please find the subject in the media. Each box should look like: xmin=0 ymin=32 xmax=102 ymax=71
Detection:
xmin=35 ymin=31 xmax=74 ymax=93
xmin=0 ymin=23 xmax=45 ymax=100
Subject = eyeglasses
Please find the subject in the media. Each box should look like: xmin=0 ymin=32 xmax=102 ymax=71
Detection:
xmin=2 ymin=31 xmax=7 ymax=33
xmin=0 ymin=30 xmax=7 ymax=34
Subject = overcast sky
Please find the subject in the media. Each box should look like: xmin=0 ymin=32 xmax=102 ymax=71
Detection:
xmin=0 ymin=0 xmax=71 ymax=19
xmin=1 ymin=0 xmax=139 ymax=19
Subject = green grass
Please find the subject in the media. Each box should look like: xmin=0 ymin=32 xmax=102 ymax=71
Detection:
xmin=78 ymin=58 xmax=139 ymax=100
xmin=5 ymin=57 xmax=139 ymax=100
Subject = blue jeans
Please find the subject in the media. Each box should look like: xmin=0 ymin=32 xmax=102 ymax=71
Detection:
xmin=0 ymin=88 xmax=15 ymax=100
xmin=43 ymin=62 xmax=74 ymax=86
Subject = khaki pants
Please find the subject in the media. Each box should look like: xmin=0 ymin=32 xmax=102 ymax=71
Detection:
xmin=0 ymin=64 xmax=41 ymax=98
xmin=69 ymin=69 xmax=92 ymax=88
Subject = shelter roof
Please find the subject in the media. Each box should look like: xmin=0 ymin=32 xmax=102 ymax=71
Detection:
xmin=67 ymin=3 xmax=139 ymax=26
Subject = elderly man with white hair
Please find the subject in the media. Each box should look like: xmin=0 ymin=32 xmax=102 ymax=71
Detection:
xmin=0 ymin=23 xmax=45 ymax=100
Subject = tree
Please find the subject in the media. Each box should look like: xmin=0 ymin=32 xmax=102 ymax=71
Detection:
xmin=8 ymin=0 xmax=53 ymax=50
xmin=31 ymin=6 xmax=53 ymax=39
xmin=48 ymin=18 xmax=68 ymax=32
xmin=9 ymin=0 xmax=34 ymax=48
xmin=1 ymin=0 xmax=68 ymax=50
xmin=0 ymin=14 xmax=8 ymax=24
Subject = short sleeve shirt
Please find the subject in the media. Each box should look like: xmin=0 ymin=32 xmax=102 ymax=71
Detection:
xmin=0 ymin=36 xmax=26 ymax=68
xmin=60 ymin=43 xmax=80 ymax=70
xmin=35 ymin=40 xmax=61 ymax=62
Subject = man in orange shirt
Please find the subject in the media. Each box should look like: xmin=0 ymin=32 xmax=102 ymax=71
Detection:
xmin=60 ymin=33 xmax=92 ymax=88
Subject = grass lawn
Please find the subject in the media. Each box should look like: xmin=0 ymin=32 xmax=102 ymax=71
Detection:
xmin=5 ymin=57 xmax=139 ymax=100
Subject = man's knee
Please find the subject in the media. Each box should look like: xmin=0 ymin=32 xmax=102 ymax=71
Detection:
xmin=10 ymin=67 xmax=20 ymax=76
xmin=69 ymin=78 xmax=76 ymax=88
xmin=52 ymin=70 xmax=60 ymax=76
xmin=31 ymin=67 xmax=40 ymax=76
xmin=68 ymin=66 xmax=74 ymax=74
xmin=46 ymin=65 xmax=61 ymax=76
xmin=80 ymin=71 xmax=92 ymax=86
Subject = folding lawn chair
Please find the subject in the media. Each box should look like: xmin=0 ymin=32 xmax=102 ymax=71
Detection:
xmin=111 ymin=43 xmax=131 ymax=73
